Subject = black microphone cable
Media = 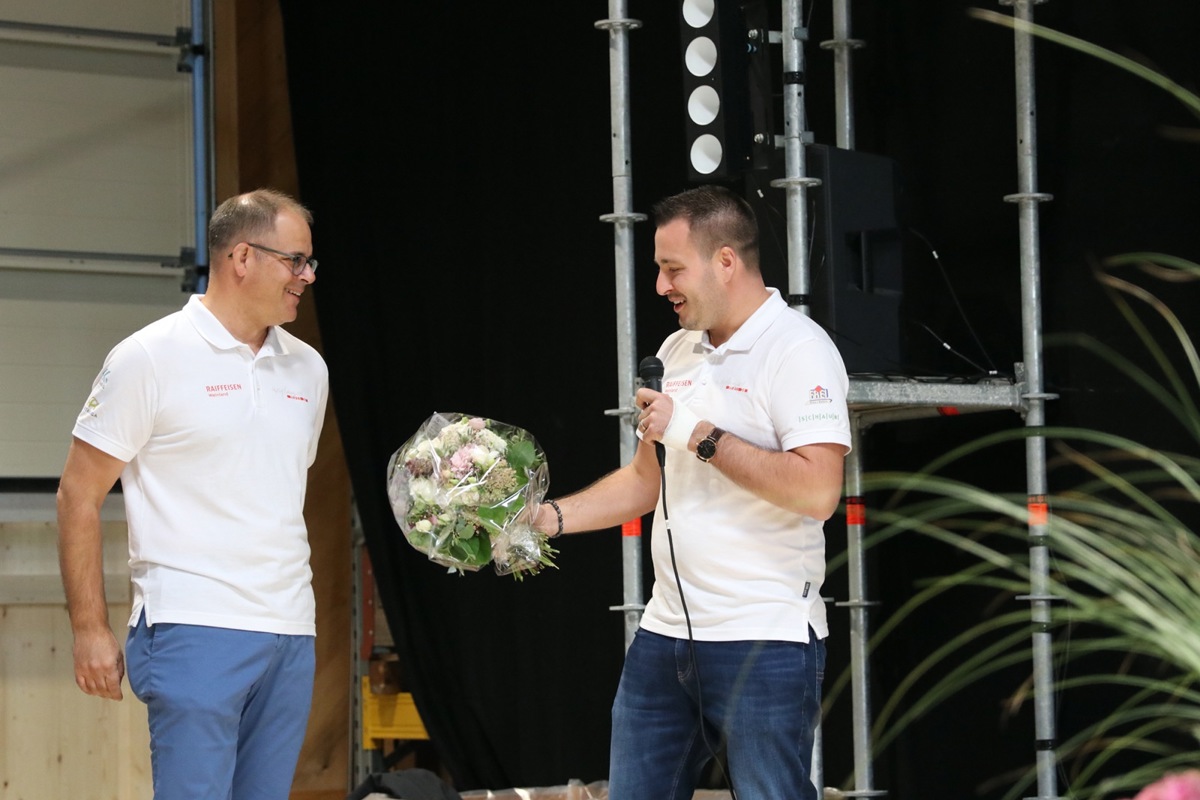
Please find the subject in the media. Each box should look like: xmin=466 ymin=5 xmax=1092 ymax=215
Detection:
xmin=639 ymin=356 xmax=738 ymax=798
xmin=656 ymin=460 xmax=738 ymax=799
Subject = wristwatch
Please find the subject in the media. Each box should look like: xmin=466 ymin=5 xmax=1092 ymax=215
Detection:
xmin=696 ymin=427 xmax=726 ymax=463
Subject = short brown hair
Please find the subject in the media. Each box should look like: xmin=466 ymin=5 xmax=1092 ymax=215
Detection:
xmin=651 ymin=185 xmax=760 ymax=271
xmin=207 ymin=189 xmax=313 ymax=256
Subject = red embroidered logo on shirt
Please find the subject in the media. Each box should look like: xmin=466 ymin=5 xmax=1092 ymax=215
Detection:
xmin=724 ymin=384 xmax=749 ymax=394
xmin=286 ymin=394 xmax=310 ymax=403
xmin=206 ymin=383 xmax=243 ymax=398
xmin=807 ymin=385 xmax=832 ymax=404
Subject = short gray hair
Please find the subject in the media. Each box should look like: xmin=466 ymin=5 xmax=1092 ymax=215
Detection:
xmin=207 ymin=188 xmax=313 ymax=256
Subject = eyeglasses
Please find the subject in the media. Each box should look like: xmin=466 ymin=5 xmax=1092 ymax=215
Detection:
xmin=244 ymin=242 xmax=319 ymax=276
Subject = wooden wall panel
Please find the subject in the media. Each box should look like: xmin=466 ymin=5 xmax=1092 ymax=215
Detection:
xmin=0 ymin=605 xmax=151 ymax=800
xmin=0 ymin=518 xmax=151 ymax=800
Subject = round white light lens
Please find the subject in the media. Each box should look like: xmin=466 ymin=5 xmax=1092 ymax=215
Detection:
xmin=682 ymin=0 xmax=715 ymax=28
xmin=690 ymin=134 xmax=723 ymax=174
xmin=685 ymin=36 xmax=717 ymax=77
xmin=687 ymin=85 xmax=720 ymax=126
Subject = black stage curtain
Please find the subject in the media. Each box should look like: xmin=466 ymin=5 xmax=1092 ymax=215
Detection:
xmin=277 ymin=3 xmax=684 ymax=790
xmin=279 ymin=1 xmax=1200 ymax=796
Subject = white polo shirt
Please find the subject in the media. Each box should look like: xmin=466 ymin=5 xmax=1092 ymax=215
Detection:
xmin=640 ymin=289 xmax=851 ymax=643
xmin=72 ymin=294 xmax=328 ymax=636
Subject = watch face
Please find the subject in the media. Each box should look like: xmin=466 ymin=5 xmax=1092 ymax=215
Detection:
xmin=697 ymin=439 xmax=716 ymax=460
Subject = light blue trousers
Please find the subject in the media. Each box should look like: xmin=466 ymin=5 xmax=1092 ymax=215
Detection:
xmin=126 ymin=613 xmax=315 ymax=800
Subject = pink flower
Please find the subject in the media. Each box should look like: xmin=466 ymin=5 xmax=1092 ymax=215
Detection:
xmin=469 ymin=417 xmax=486 ymax=431
xmin=449 ymin=447 xmax=475 ymax=477
xmin=1129 ymin=771 xmax=1200 ymax=800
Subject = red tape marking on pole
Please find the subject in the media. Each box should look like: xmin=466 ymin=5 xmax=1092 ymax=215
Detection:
xmin=846 ymin=497 xmax=866 ymax=526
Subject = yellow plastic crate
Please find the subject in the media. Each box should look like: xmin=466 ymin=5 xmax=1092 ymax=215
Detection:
xmin=360 ymin=676 xmax=429 ymax=749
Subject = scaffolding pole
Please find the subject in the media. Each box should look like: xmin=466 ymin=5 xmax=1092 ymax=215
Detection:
xmin=772 ymin=0 xmax=820 ymax=320
xmin=820 ymin=0 xmax=864 ymax=150
xmin=596 ymin=1 xmax=647 ymax=651
xmin=1002 ymin=1 xmax=1061 ymax=798
xmin=841 ymin=424 xmax=884 ymax=798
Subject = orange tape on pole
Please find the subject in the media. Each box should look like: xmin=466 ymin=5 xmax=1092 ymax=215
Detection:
xmin=845 ymin=497 xmax=866 ymax=526
xmin=622 ymin=518 xmax=642 ymax=537
xmin=1028 ymin=496 xmax=1049 ymax=527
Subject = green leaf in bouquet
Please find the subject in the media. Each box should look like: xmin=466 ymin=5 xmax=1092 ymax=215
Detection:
xmin=453 ymin=516 xmax=478 ymax=540
xmin=446 ymin=522 xmax=490 ymax=568
xmin=505 ymin=438 xmax=539 ymax=477
xmin=406 ymin=528 xmax=435 ymax=552
xmin=477 ymin=499 xmax=523 ymax=531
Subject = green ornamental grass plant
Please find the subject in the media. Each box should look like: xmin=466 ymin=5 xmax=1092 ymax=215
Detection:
xmin=826 ymin=12 xmax=1200 ymax=800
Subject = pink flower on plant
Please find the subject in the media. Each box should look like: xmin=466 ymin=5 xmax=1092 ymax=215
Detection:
xmin=1128 ymin=771 xmax=1200 ymax=800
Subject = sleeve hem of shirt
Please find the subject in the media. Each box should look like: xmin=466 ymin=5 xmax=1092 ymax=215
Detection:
xmin=71 ymin=425 xmax=137 ymax=463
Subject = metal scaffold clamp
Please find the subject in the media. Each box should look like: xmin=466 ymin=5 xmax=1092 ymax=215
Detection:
xmin=1004 ymin=192 xmax=1054 ymax=204
xmin=594 ymin=17 xmax=642 ymax=32
xmin=819 ymin=37 xmax=866 ymax=52
xmin=599 ymin=211 xmax=648 ymax=225
xmin=768 ymin=176 xmax=822 ymax=190
xmin=174 ymin=27 xmax=206 ymax=73
xmin=603 ymin=404 xmax=641 ymax=429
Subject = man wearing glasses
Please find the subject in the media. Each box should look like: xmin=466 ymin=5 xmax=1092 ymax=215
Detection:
xmin=56 ymin=189 xmax=328 ymax=799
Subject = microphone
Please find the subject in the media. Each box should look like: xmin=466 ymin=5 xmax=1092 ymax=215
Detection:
xmin=638 ymin=356 xmax=666 ymax=467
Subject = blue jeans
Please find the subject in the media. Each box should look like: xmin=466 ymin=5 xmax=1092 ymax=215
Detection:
xmin=125 ymin=613 xmax=315 ymax=800
xmin=609 ymin=628 xmax=825 ymax=800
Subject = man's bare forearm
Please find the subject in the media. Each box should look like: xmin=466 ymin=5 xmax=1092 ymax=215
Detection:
xmin=534 ymin=441 xmax=661 ymax=536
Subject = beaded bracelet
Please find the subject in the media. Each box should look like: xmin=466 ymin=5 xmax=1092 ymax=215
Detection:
xmin=546 ymin=499 xmax=564 ymax=539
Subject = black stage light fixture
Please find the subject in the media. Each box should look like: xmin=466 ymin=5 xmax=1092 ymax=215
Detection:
xmin=679 ymin=0 xmax=760 ymax=181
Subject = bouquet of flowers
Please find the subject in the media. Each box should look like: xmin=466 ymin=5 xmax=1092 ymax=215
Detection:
xmin=386 ymin=412 xmax=556 ymax=578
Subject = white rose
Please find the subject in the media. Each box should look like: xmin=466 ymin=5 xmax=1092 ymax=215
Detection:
xmin=480 ymin=430 xmax=507 ymax=452
xmin=409 ymin=478 xmax=437 ymax=504
xmin=452 ymin=488 xmax=481 ymax=507
xmin=471 ymin=445 xmax=498 ymax=469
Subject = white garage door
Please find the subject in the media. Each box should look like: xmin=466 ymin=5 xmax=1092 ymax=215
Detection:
xmin=0 ymin=0 xmax=195 ymax=478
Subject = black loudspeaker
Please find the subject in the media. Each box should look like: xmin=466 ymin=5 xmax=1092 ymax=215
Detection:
xmin=747 ymin=144 xmax=904 ymax=374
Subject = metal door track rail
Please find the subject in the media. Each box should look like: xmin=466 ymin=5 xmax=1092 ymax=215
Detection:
xmin=0 ymin=18 xmax=181 ymax=51
xmin=0 ymin=246 xmax=184 ymax=266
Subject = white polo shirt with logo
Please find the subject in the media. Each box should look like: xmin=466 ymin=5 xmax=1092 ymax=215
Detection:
xmin=641 ymin=289 xmax=851 ymax=644
xmin=73 ymin=294 xmax=328 ymax=636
